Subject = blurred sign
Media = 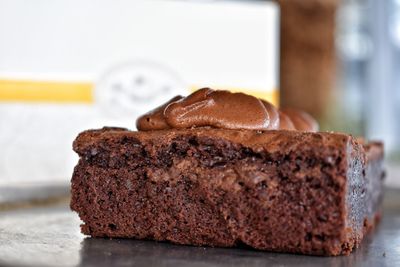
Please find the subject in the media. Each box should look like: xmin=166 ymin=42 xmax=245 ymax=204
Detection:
xmin=0 ymin=0 xmax=279 ymax=183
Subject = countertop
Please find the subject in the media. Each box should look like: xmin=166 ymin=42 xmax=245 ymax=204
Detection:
xmin=1 ymin=188 xmax=400 ymax=267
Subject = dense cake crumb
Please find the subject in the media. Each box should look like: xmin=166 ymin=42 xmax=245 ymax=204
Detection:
xmin=70 ymin=128 xmax=384 ymax=256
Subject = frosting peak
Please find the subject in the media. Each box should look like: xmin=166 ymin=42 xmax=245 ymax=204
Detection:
xmin=136 ymin=88 xmax=318 ymax=132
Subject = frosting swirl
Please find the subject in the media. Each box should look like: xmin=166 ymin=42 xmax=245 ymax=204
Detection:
xmin=136 ymin=88 xmax=318 ymax=132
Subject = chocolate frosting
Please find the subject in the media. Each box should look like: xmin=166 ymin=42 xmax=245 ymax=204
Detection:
xmin=136 ymin=88 xmax=318 ymax=132
xmin=136 ymin=95 xmax=183 ymax=131
xmin=280 ymin=108 xmax=319 ymax=132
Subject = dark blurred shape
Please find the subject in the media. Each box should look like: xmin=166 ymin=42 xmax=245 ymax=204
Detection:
xmin=277 ymin=0 xmax=339 ymax=121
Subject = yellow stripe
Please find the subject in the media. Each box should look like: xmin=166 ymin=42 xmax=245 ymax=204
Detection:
xmin=0 ymin=79 xmax=93 ymax=103
xmin=190 ymin=86 xmax=279 ymax=107
xmin=0 ymin=79 xmax=279 ymax=106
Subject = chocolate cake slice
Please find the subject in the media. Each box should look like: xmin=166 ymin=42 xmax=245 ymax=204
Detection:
xmin=70 ymin=89 xmax=384 ymax=256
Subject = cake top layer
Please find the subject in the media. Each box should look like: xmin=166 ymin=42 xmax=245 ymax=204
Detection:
xmin=74 ymin=127 xmax=356 ymax=157
xmin=136 ymin=88 xmax=319 ymax=132
xmin=73 ymin=127 xmax=384 ymax=176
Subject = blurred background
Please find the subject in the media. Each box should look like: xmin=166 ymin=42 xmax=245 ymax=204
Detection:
xmin=0 ymin=0 xmax=399 ymax=203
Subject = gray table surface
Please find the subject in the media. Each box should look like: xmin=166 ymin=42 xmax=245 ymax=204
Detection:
xmin=1 ymin=188 xmax=400 ymax=267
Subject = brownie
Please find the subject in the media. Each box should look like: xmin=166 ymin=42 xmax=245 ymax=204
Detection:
xmin=70 ymin=127 xmax=384 ymax=256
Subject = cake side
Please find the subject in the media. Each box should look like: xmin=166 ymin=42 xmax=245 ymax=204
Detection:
xmin=343 ymin=137 xmax=365 ymax=253
xmin=70 ymin=128 xmax=382 ymax=256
